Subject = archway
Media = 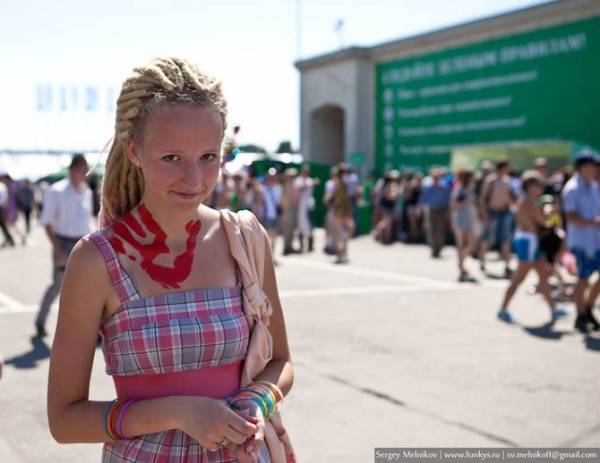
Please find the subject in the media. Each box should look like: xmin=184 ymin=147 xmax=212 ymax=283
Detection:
xmin=310 ymin=105 xmax=345 ymax=165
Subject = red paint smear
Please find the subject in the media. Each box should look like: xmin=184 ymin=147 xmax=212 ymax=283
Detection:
xmin=109 ymin=236 xmax=136 ymax=262
xmin=111 ymin=204 xmax=202 ymax=289
xmin=122 ymin=211 xmax=146 ymax=238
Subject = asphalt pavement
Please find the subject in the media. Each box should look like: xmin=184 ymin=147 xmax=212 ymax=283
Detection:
xmin=0 ymin=221 xmax=599 ymax=462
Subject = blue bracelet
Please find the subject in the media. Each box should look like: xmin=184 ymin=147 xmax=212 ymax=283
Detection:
xmin=103 ymin=400 xmax=117 ymax=440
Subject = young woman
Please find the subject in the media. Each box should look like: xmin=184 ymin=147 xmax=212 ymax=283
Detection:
xmin=372 ymin=171 xmax=399 ymax=245
xmin=450 ymin=169 xmax=478 ymax=282
xmin=329 ymin=170 xmax=355 ymax=264
xmin=47 ymin=57 xmax=295 ymax=463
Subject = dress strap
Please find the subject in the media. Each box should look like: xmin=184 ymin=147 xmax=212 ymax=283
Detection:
xmin=88 ymin=230 xmax=141 ymax=305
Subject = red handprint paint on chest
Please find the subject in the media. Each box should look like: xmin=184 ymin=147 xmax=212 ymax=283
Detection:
xmin=109 ymin=204 xmax=202 ymax=289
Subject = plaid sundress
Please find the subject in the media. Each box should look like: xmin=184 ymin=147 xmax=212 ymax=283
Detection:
xmin=89 ymin=229 xmax=260 ymax=463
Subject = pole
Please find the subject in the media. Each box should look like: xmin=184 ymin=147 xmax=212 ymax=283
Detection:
xmin=296 ymin=0 xmax=302 ymax=60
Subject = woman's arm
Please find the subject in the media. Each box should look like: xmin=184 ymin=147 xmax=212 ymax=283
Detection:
xmin=47 ymin=238 xmax=178 ymax=442
xmin=47 ymin=238 xmax=256 ymax=448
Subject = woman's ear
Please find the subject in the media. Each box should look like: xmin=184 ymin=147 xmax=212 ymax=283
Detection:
xmin=125 ymin=137 xmax=142 ymax=168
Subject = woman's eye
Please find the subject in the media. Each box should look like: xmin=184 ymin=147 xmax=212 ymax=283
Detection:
xmin=202 ymin=153 xmax=217 ymax=161
xmin=162 ymin=154 xmax=180 ymax=162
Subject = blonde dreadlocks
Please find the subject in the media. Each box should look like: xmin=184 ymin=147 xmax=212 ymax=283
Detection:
xmin=100 ymin=57 xmax=228 ymax=225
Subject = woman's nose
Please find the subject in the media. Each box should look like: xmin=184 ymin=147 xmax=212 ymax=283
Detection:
xmin=182 ymin=161 xmax=201 ymax=187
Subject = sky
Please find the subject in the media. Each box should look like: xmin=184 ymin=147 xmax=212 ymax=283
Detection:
xmin=0 ymin=0 xmax=550 ymax=154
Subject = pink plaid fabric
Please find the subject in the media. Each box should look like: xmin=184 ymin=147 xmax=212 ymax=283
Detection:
xmin=88 ymin=230 xmax=256 ymax=463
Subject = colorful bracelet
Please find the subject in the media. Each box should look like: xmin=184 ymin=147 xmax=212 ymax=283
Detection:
xmin=103 ymin=400 xmax=117 ymax=440
xmin=117 ymin=399 xmax=138 ymax=439
xmin=256 ymin=380 xmax=284 ymax=404
xmin=109 ymin=399 xmax=125 ymax=439
xmin=234 ymin=390 xmax=269 ymax=417
xmin=242 ymin=386 xmax=276 ymax=417
xmin=245 ymin=383 xmax=280 ymax=412
xmin=104 ymin=398 xmax=138 ymax=440
xmin=235 ymin=387 xmax=273 ymax=418
xmin=227 ymin=381 xmax=285 ymax=419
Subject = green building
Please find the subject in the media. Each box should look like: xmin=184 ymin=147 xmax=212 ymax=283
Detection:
xmin=296 ymin=0 xmax=600 ymax=175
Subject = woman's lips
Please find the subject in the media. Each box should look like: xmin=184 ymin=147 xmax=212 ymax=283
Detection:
xmin=171 ymin=190 xmax=200 ymax=199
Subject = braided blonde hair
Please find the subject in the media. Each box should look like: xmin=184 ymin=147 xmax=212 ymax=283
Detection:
xmin=100 ymin=57 xmax=228 ymax=225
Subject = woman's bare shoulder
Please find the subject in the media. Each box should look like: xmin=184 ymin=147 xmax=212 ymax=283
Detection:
xmin=66 ymin=235 xmax=110 ymax=283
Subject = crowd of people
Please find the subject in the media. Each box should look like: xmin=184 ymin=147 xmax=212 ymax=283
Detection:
xmin=369 ymin=151 xmax=600 ymax=334
xmin=0 ymin=175 xmax=40 ymax=247
xmin=207 ymin=162 xmax=360 ymax=265
xmin=4 ymin=150 xmax=600 ymax=337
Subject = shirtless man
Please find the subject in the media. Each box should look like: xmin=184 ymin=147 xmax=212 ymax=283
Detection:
xmin=497 ymin=170 xmax=568 ymax=323
xmin=479 ymin=158 xmax=517 ymax=277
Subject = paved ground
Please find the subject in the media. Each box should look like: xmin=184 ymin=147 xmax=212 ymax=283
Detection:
xmin=0 ymin=222 xmax=599 ymax=462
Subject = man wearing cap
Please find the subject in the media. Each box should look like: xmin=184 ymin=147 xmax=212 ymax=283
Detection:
xmin=35 ymin=154 xmax=94 ymax=337
xmin=561 ymin=151 xmax=600 ymax=333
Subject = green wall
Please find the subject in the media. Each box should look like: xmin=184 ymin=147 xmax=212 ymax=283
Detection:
xmin=375 ymin=17 xmax=600 ymax=174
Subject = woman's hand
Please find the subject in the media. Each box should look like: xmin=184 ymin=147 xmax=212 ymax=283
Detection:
xmin=226 ymin=401 xmax=266 ymax=463
xmin=176 ymin=397 xmax=258 ymax=452
xmin=230 ymin=399 xmax=266 ymax=453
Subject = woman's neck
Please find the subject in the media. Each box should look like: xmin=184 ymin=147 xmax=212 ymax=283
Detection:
xmin=134 ymin=198 xmax=210 ymax=243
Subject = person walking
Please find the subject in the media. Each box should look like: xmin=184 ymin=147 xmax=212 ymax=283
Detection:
xmin=0 ymin=175 xmax=16 ymax=247
xmin=329 ymin=169 xmax=354 ymax=264
xmin=497 ymin=170 xmax=568 ymax=323
xmin=16 ymin=179 xmax=35 ymax=236
xmin=280 ymin=168 xmax=300 ymax=256
xmin=262 ymin=168 xmax=283 ymax=262
xmin=372 ymin=170 xmax=400 ymax=244
xmin=294 ymin=164 xmax=318 ymax=253
xmin=450 ymin=169 xmax=478 ymax=282
xmin=479 ymin=158 xmax=518 ymax=277
xmin=35 ymin=154 xmax=94 ymax=337
xmin=419 ymin=168 xmax=451 ymax=258
xmin=561 ymin=152 xmax=600 ymax=333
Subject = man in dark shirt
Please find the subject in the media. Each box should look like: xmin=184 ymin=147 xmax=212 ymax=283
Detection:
xmin=419 ymin=168 xmax=451 ymax=258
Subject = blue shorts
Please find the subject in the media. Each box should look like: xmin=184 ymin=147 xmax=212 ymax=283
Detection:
xmin=484 ymin=210 xmax=513 ymax=245
xmin=571 ymin=248 xmax=600 ymax=279
xmin=513 ymin=231 xmax=541 ymax=262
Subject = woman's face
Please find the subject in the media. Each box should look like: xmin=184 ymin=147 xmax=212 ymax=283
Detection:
xmin=128 ymin=105 xmax=223 ymax=211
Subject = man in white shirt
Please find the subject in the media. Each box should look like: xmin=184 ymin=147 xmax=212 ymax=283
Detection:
xmin=0 ymin=176 xmax=16 ymax=247
xmin=35 ymin=154 xmax=94 ymax=337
